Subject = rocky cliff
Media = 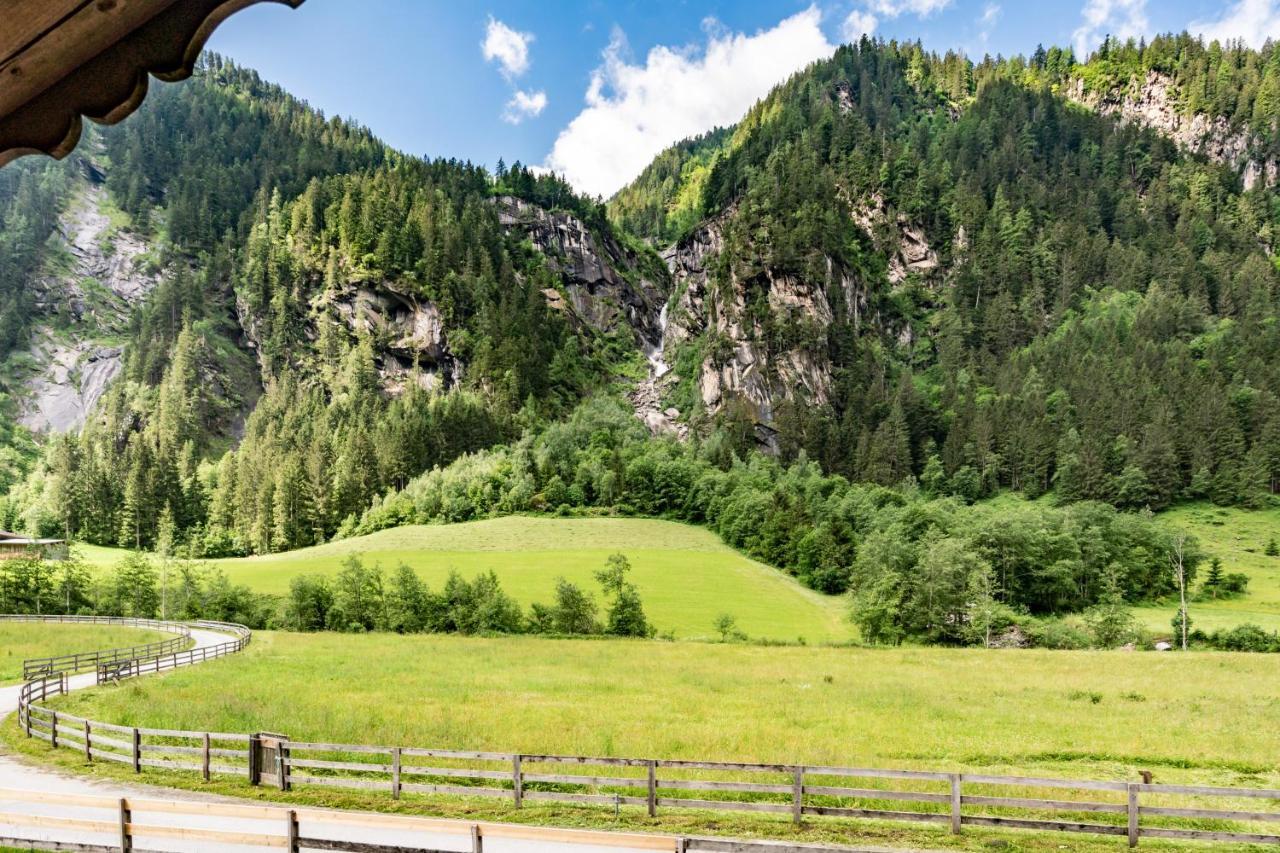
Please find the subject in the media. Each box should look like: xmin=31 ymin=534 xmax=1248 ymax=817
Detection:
xmin=18 ymin=162 xmax=159 ymax=433
xmin=1070 ymin=71 xmax=1277 ymax=189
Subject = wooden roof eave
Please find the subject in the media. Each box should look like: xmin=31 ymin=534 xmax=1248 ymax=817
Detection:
xmin=0 ymin=0 xmax=304 ymax=168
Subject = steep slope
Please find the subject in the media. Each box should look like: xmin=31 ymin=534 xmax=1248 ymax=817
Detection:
xmin=609 ymin=38 xmax=1280 ymax=511
xmin=19 ymin=158 xmax=160 ymax=433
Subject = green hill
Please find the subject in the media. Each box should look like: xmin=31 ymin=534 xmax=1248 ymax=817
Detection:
xmin=85 ymin=516 xmax=850 ymax=642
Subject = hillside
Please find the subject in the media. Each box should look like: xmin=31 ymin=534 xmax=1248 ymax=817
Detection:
xmin=83 ymin=516 xmax=851 ymax=642
xmin=1 ymin=35 xmax=1279 ymax=649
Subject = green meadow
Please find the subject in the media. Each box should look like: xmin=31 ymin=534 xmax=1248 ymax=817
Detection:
xmin=83 ymin=517 xmax=851 ymax=642
xmin=0 ymin=623 xmax=167 ymax=683
xmin=50 ymin=630 xmax=1280 ymax=784
xmin=1131 ymin=502 xmax=1280 ymax=633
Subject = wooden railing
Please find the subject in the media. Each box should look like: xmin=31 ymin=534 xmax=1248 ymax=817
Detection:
xmin=13 ymin=617 xmax=1280 ymax=847
xmin=19 ymin=710 xmax=1280 ymax=846
xmin=93 ymin=620 xmax=250 ymax=684
xmin=0 ymin=787 xmax=679 ymax=853
xmin=1 ymin=614 xmax=192 ymax=680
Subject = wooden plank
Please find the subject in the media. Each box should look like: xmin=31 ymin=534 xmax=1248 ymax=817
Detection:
xmin=127 ymin=821 xmax=288 ymax=848
xmin=0 ymin=812 xmax=119 ymax=834
xmin=127 ymin=798 xmax=283 ymax=821
xmin=398 ymin=745 xmax=510 ymax=760
xmin=801 ymin=805 xmax=949 ymax=824
xmin=289 ymin=758 xmax=395 ymax=773
xmin=805 ymin=786 xmax=949 ymax=803
xmin=521 ymin=754 xmax=653 ymax=768
xmin=657 ymin=798 xmax=791 ymax=815
xmin=659 ymin=779 xmax=792 ymax=795
xmin=288 ymin=742 xmax=394 ymax=755
xmin=804 ymin=765 xmax=952 ymax=782
xmin=289 ymin=774 xmax=397 ymax=792
xmin=399 ymin=766 xmax=511 ymax=781
xmin=1140 ymin=826 xmax=1280 ymax=844
xmin=963 ymin=774 xmax=1128 ymax=793
xmin=522 ymin=772 xmax=647 ymax=787
xmin=961 ymin=795 xmax=1126 ymax=813
xmin=658 ymin=760 xmax=792 ymax=774
xmin=1138 ymin=782 xmax=1280 ymax=799
xmin=961 ymin=815 xmax=1127 ymax=836
xmin=1140 ymin=805 xmax=1280 ymax=822
xmin=138 ymin=757 xmax=202 ymax=772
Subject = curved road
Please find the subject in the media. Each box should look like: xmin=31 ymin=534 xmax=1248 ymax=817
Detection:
xmin=0 ymin=625 xmax=690 ymax=853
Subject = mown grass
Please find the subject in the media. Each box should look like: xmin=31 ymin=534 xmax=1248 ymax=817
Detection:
xmin=11 ymin=630 xmax=1280 ymax=851
xmin=45 ymin=631 xmax=1280 ymax=783
xmin=1131 ymin=502 xmax=1280 ymax=633
xmin=0 ymin=623 xmax=167 ymax=683
xmin=81 ymin=517 xmax=851 ymax=642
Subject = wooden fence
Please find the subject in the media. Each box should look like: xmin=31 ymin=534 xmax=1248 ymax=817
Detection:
xmin=1 ymin=614 xmax=192 ymax=680
xmin=14 ymin=617 xmax=1280 ymax=848
xmin=0 ymin=786 xmax=680 ymax=853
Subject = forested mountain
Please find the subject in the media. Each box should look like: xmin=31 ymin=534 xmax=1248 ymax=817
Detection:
xmin=611 ymin=35 xmax=1280 ymax=512
xmin=1 ymin=34 xmax=1279 ymax=597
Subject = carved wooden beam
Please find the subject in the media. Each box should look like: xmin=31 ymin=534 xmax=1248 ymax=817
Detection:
xmin=0 ymin=0 xmax=304 ymax=167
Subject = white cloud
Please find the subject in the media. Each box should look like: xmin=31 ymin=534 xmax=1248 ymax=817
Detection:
xmin=482 ymin=16 xmax=533 ymax=79
xmin=1073 ymin=0 xmax=1149 ymax=58
xmin=544 ymin=6 xmax=835 ymax=198
xmin=981 ymin=2 xmax=1001 ymax=27
xmin=869 ymin=0 xmax=953 ymax=14
xmin=842 ymin=10 xmax=879 ymax=41
xmin=504 ymin=89 xmax=547 ymax=124
xmin=1191 ymin=0 xmax=1280 ymax=47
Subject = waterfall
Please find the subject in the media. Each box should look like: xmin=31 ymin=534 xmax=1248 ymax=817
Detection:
xmin=645 ymin=302 xmax=670 ymax=379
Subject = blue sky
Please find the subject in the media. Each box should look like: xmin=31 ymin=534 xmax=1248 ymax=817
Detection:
xmin=207 ymin=1 xmax=1274 ymax=197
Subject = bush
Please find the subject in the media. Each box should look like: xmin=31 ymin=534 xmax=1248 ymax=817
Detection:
xmin=1208 ymin=624 xmax=1280 ymax=653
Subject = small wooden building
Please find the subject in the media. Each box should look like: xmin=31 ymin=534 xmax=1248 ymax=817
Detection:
xmin=0 ymin=530 xmax=68 ymax=561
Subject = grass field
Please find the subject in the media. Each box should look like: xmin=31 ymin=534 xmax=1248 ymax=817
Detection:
xmin=82 ymin=517 xmax=851 ymax=642
xmin=1131 ymin=502 xmax=1280 ymax=633
xmin=47 ymin=630 xmax=1280 ymax=784
xmin=0 ymin=623 xmax=167 ymax=683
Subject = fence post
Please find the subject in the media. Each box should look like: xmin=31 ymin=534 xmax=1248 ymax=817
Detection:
xmin=248 ymin=734 xmax=261 ymax=785
xmin=471 ymin=824 xmax=483 ymax=853
xmin=647 ymin=760 xmax=657 ymax=818
xmin=131 ymin=727 xmax=141 ymax=773
xmin=512 ymin=754 xmax=523 ymax=808
xmin=202 ymin=732 xmax=211 ymax=781
xmin=118 ymin=797 xmax=132 ymax=852
xmin=1127 ymin=782 xmax=1140 ymax=848
xmin=286 ymin=809 xmax=300 ymax=853
xmin=50 ymin=711 xmax=58 ymax=749
xmin=791 ymin=766 xmax=804 ymax=824
xmin=950 ymin=773 xmax=962 ymax=834
xmin=277 ymin=739 xmax=290 ymax=792
xmin=392 ymin=747 xmax=402 ymax=800
xmin=84 ymin=720 xmax=92 ymax=762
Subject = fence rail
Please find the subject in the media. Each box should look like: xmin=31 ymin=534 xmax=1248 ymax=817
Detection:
xmin=1 ymin=614 xmax=193 ymax=680
xmin=0 ymin=787 xmax=680 ymax=853
xmin=13 ymin=616 xmax=1280 ymax=848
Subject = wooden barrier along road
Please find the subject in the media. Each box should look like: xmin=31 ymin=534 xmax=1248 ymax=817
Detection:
xmin=8 ymin=615 xmax=1280 ymax=849
xmin=0 ymin=615 xmax=194 ymax=680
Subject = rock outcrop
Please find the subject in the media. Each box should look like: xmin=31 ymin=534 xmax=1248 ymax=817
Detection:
xmin=659 ymin=211 xmax=837 ymax=448
xmin=18 ymin=170 xmax=159 ymax=433
xmin=1070 ymin=71 xmax=1277 ymax=190
xmin=494 ymin=196 xmax=667 ymax=351
xmin=329 ymin=281 xmax=458 ymax=392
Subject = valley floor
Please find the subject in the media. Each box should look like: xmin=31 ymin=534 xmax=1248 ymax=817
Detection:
xmin=40 ymin=630 xmax=1280 ymax=782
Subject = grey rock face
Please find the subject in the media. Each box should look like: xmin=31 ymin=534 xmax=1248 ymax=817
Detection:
xmin=19 ymin=176 xmax=159 ymax=434
xmin=1070 ymin=71 xmax=1277 ymax=190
